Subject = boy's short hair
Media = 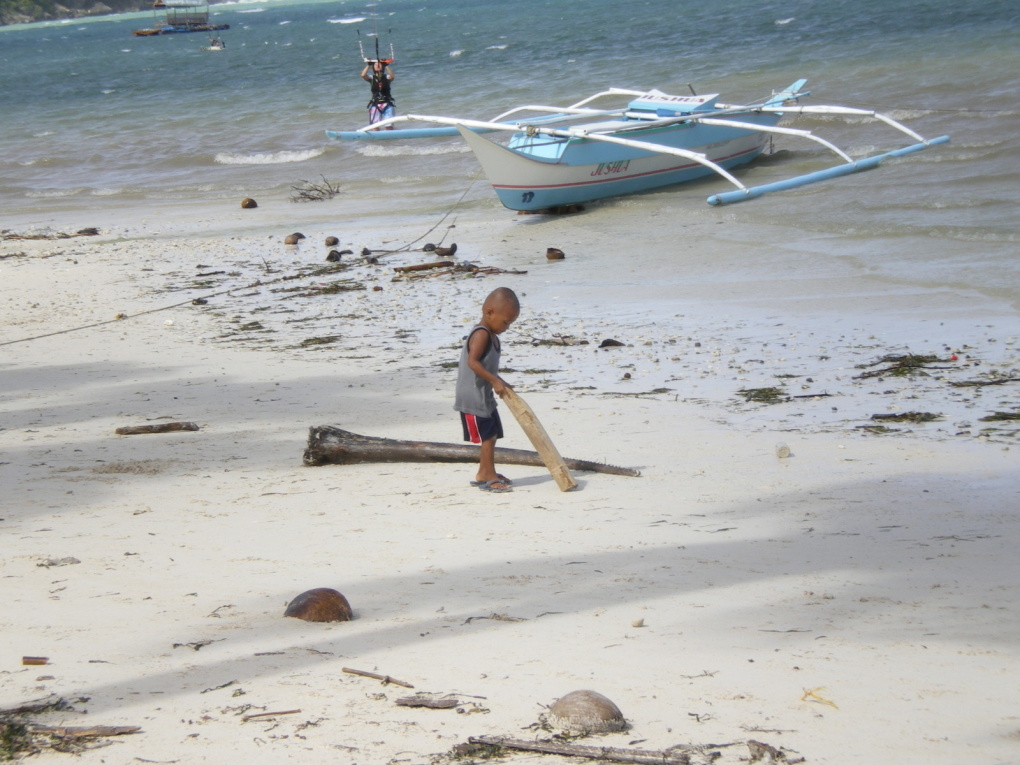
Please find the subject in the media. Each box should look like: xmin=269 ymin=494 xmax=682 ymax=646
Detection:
xmin=485 ymin=287 xmax=520 ymax=311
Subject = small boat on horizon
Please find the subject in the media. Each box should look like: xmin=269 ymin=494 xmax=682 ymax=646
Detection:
xmin=325 ymin=79 xmax=950 ymax=210
xmin=132 ymin=0 xmax=229 ymax=37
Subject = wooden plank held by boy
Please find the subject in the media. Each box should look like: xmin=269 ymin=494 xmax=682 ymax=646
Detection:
xmin=500 ymin=388 xmax=577 ymax=491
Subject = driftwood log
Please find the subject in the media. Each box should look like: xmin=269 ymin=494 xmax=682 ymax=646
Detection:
xmin=393 ymin=260 xmax=455 ymax=273
xmin=500 ymin=388 xmax=577 ymax=491
xmin=468 ymin=736 xmax=695 ymax=764
xmin=395 ymin=696 xmax=460 ymax=709
xmin=342 ymin=667 xmax=414 ymax=688
xmin=303 ymin=426 xmax=640 ymax=477
xmin=115 ymin=421 xmax=199 ymax=435
xmin=29 ymin=725 xmax=141 ymax=738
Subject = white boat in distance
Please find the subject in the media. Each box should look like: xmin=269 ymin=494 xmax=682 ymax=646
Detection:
xmin=326 ymin=79 xmax=950 ymax=210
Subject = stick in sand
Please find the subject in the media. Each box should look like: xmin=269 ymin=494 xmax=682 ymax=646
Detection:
xmin=342 ymin=666 xmax=415 ymax=688
xmin=500 ymin=388 xmax=577 ymax=491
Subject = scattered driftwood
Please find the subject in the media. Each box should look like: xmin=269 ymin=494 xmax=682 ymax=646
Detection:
xmin=303 ymin=425 xmax=641 ymax=477
xmin=395 ymin=696 xmax=460 ymax=709
xmin=2 ymin=228 xmax=99 ymax=241
xmin=290 ymin=176 xmax=342 ymax=202
xmin=393 ymin=262 xmax=527 ymax=280
xmin=462 ymin=736 xmax=790 ymax=765
xmin=30 ymin=725 xmax=140 ymax=738
xmin=21 ymin=657 xmax=49 ymax=666
xmin=393 ymin=260 xmax=455 ymax=273
xmin=342 ymin=667 xmax=414 ymax=688
xmin=468 ymin=735 xmax=699 ymax=764
xmin=242 ymin=709 xmax=301 ymax=722
xmin=115 ymin=421 xmax=199 ymax=435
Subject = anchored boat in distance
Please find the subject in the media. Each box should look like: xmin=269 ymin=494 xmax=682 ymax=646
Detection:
xmin=132 ymin=0 xmax=229 ymax=36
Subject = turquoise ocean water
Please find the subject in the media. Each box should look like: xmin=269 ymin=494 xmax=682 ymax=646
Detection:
xmin=2 ymin=0 xmax=1019 ymax=304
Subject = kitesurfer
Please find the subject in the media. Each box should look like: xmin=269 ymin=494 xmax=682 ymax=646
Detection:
xmin=361 ymin=60 xmax=395 ymax=125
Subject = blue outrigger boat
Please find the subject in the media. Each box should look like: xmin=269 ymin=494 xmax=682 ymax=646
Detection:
xmin=326 ymin=80 xmax=949 ymax=210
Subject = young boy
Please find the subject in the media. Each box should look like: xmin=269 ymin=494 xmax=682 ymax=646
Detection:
xmin=454 ymin=287 xmax=520 ymax=493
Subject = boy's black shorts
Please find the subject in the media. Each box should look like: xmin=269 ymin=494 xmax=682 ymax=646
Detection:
xmin=460 ymin=409 xmax=503 ymax=444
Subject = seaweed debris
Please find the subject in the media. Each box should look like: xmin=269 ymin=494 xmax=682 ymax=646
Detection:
xmin=870 ymin=411 xmax=942 ymax=423
xmin=738 ymin=386 xmax=788 ymax=404
xmin=979 ymin=411 xmax=1020 ymax=422
xmin=0 ymin=697 xmax=139 ymax=759
xmin=854 ymin=353 xmax=947 ymax=379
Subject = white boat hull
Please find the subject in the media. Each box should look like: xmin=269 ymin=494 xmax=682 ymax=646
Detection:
xmin=457 ymin=120 xmax=773 ymax=211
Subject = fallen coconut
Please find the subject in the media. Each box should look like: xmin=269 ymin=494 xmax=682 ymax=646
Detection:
xmin=325 ymin=236 xmax=339 ymax=246
xmin=546 ymin=247 xmax=566 ymax=260
xmin=284 ymin=232 xmax=306 ymax=245
xmin=548 ymin=690 xmax=626 ymax=733
xmin=284 ymin=587 xmax=353 ymax=622
xmin=241 ymin=197 xmax=258 ymax=209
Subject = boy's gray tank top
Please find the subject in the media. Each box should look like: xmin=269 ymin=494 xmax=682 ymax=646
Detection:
xmin=454 ymin=325 xmax=500 ymax=416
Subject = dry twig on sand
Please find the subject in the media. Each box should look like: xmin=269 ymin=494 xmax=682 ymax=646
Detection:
xmin=465 ymin=735 xmax=736 ymax=764
xmin=290 ymin=176 xmax=342 ymax=202
xmin=342 ymin=666 xmax=415 ymax=688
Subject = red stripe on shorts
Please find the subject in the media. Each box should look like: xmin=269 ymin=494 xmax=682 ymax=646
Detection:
xmin=464 ymin=414 xmax=481 ymax=444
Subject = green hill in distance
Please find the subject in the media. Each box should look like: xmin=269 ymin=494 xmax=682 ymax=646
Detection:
xmin=0 ymin=0 xmax=224 ymax=26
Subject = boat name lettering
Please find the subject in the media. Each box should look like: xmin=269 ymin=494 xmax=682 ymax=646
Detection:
xmin=591 ymin=160 xmax=630 ymax=177
xmin=647 ymin=95 xmax=706 ymax=103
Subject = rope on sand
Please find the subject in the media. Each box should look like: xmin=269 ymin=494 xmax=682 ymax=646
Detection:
xmin=0 ymin=174 xmax=485 ymax=348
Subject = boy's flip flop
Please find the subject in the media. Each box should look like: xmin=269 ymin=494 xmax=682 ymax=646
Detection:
xmin=470 ymin=474 xmax=512 ymax=487
xmin=477 ymin=479 xmax=512 ymax=493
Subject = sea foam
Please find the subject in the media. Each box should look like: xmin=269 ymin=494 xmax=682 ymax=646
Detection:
xmin=214 ymin=148 xmax=325 ymax=165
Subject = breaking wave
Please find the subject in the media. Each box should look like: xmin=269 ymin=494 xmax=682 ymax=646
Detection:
xmin=214 ymin=148 xmax=325 ymax=165
xmin=357 ymin=143 xmax=469 ymax=158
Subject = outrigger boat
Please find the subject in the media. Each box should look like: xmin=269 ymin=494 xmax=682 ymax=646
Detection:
xmin=326 ymin=79 xmax=949 ymax=210
xmin=132 ymin=0 xmax=229 ymax=36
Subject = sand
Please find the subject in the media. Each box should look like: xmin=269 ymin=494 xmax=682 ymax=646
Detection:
xmin=1 ymin=203 xmax=1018 ymax=765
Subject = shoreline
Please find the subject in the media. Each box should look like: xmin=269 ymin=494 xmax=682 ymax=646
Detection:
xmin=2 ymin=208 xmax=1018 ymax=764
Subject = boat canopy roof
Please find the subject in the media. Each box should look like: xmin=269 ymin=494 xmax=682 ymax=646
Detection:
xmin=627 ymin=90 xmax=719 ymax=117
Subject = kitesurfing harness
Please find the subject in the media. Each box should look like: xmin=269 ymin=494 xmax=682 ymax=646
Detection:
xmin=367 ymin=66 xmax=394 ymax=109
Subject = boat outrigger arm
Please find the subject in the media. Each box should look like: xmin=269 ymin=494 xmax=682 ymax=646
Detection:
xmin=704 ymin=104 xmax=950 ymax=204
xmin=355 ymin=98 xmax=949 ymax=206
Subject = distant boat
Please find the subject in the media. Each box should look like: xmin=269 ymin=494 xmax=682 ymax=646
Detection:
xmin=326 ymin=79 xmax=950 ymax=210
xmin=202 ymin=35 xmax=226 ymax=50
xmin=132 ymin=0 xmax=229 ymax=36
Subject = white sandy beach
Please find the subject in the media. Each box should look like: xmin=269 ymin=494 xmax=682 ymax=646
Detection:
xmin=2 ymin=200 xmax=1018 ymax=765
